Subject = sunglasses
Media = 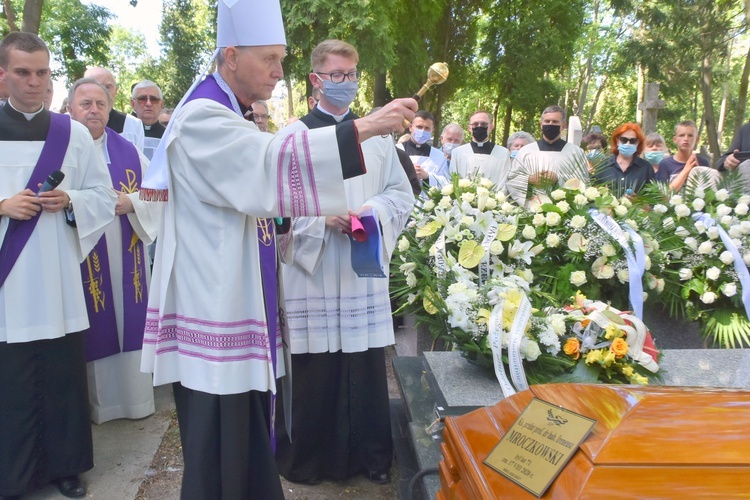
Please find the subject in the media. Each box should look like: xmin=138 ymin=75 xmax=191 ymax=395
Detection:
xmin=135 ymin=95 xmax=162 ymax=104
xmin=618 ymin=136 xmax=638 ymax=145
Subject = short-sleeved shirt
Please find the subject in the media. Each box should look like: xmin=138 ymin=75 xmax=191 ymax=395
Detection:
xmin=593 ymin=154 xmax=655 ymax=196
xmin=655 ymin=155 xmax=710 ymax=182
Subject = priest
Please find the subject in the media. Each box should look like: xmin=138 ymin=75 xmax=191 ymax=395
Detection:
xmin=276 ymin=39 xmax=415 ymax=486
xmin=0 ymin=33 xmax=117 ymax=499
xmin=138 ymin=1 xmax=417 ymax=498
xmin=450 ymin=110 xmax=511 ymax=187
xmin=67 ymin=77 xmax=160 ymax=425
xmin=397 ymin=109 xmax=450 ymax=188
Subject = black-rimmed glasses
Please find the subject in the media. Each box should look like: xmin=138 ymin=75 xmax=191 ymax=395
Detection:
xmin=314 ymin=70 xmax=361 ymax=83
xmin=618 ymin=136 xmax=638 ymax=145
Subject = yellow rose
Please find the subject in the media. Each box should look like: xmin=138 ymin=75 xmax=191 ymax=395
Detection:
xmin=610 ymin=338 xmax=629 ymax=358
xmin=585 ymin=349 xmax=603 ymax=365
xmin=563 ymin=338 xmax=580 ymax=360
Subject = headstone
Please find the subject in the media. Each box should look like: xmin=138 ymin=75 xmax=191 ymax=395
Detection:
xmin=567 ymin=116 xmax=582 ymax=146
xmin=637 ymin=82 xmax=665 ymax=134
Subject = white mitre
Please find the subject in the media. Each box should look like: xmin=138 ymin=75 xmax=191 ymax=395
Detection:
xmin=217 ymin=0 xmax=287 ymax=47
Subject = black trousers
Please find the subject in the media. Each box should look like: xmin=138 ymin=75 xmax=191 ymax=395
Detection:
xmin=275 ymin=348 xmax=393 ymax=482
xmin=0 ymin=332 xmax=93 ymax=496
xmin=172 ymin=383 xmax=284 ymax=500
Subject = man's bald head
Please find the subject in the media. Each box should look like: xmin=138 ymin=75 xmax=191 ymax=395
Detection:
xmin=84 ymin=67 xmax=117 ymax=102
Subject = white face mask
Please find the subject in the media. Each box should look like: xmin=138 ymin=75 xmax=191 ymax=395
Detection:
xmin=442 ymin=142 xmax=457 ymax=156
xmin=412 ymin=128 xmax=432 ymax=145
xmin=319 ymin=79 xmax=359 ymax=109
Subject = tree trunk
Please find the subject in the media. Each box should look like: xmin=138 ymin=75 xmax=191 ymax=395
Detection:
xmin=373 ymin=71 xmax=387 ymax=108
xmin=20 ymin=0 xmax=43 ymax=34
xmin=733 ymin=42 xmax=750 ymax=140
xmin=636 ymin=64 xmax=645 ymax=124
xmin=285 ymin=75 xmax=293 ymax=120
xmin=700 ymin=53 xmax=721 ymax=161
xmin=585 ymin=74 xmax=608 ymax=133
xmin=502 ymin=103 xmax=513 ymax=146
xmin=717 ymin=38 xmax=732 ymax=146
xmin=3 ymin=0 xmax=18 ymax=32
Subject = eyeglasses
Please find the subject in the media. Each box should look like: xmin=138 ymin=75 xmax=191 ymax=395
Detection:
xmin=314 ymin=70 xmax=361 ymax=83
xmin=135 ymin=95 xmax=161 ymax=104
xmin=618 ymin=136 xmax=639 ymax=145
xmin=252 ymin=113 xmax=268 ymax=121
xmin=470 ymin=122 xmax=489 ymax=128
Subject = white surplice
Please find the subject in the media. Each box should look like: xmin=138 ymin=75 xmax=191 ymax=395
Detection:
xmin=397 ymin=143 xmax=450 ymax=187
xmin=281 ymin=121 xmax=415 ymax=354
xmin=506 ymin=141 xmax=588 ymax=205
xmin=141 ymin=99 xmax=358 ymax=396
xmin=450 ymin=142 xmax=511 ymax=187
xmin=0 ymin=120 xmax=117 ymax=343
xmin=86 ymin=132 xmax=160 ymax=424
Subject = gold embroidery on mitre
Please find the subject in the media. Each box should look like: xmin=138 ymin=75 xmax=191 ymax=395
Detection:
xmin=258 ymin=218 xmax=274 ymax=247
xmin=85 ymin=251 xmax=106 ymax=312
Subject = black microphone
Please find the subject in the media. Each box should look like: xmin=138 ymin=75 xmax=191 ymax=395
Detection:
xmin=36 ymin=169 xmax=65 ymax=196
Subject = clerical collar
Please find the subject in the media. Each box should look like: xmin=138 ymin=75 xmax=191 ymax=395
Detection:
xmin=538 ymin=138 xmax=566 ymax=152
xmin=403 ymin=140 xmax=430 ymax=157
xmin=7 ymin=99 xmax=44 ymax=121
xmin=470 ymin=140 xmax=495 ymax=155
xmin=316 ymin=103 xmax=350 ymax=123
xmin=145 ymin=124 xmax=152 ymax=130
xmin=473 ymin=139 xmax=490 ymax=147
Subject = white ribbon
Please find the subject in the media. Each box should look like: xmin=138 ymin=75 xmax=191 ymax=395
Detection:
xmin=488 ymin=289 xmax=532 ymax=397
xmin=693 ymin=213 xmax=750 ymax=321
xmin=489 ymin=297 xmax=517 ymax=398
xmin=434 ymin=231 xmax=447 ymax=277
xmin=589 ymin=209 xmax=645 ymax=319
xmin=478 ymin=220 xmax=498 ymax=286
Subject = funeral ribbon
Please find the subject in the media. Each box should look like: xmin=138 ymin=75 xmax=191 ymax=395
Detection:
xmin=589 ymin=209 xmax=646 ymax=319
xmin=478 ymin=220 xmax=498 ymax=286
xmin=693 ymin=212 xmax=750 ymax=321
xmin=488 ymin=288 xmax=532 ymax=398
xmin=434 ymin=231 xmax=447 ymax=277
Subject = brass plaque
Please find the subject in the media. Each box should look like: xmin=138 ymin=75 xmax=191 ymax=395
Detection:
xmin=484 ymin=397 xmax=596 ymax=497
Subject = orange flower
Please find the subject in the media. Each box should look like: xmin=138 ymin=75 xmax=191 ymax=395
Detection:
xmin=610 ymin=338 xmax=629 ymax=358
xmin=563 ymin=338 xmax=581 ymax=360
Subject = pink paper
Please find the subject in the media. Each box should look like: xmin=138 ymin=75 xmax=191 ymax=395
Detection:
xmin=350 ymin=216 xmax=367 ymax=242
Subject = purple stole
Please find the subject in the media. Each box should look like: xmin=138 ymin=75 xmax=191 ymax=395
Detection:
xmin=0 ymin=113 xmax=71 ymax=288
xmin=83 ymin=130 xmax=148 ymax=361
xmin=185 ymin=75 xmax=280 ymax=450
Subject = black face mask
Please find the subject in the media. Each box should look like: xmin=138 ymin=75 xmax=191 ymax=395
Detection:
xmin=472 ymin=126 xmax=489 ymax=142
xmin=542 ymin=124 xmax=561 ymax=141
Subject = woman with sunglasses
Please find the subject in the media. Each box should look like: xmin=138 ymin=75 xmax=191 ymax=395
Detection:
xmin=592 ymin=123 xmax=654 ymax=197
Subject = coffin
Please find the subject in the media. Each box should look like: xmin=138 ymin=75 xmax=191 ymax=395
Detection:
xmin=438 ymin=384 xmax=750 ymax=499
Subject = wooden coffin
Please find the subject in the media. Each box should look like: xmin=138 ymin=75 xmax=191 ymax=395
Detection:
xmin=438 ymin=384 xmax=750 ymax=499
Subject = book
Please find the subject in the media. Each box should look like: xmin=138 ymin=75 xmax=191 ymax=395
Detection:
xmin=348 ymin=207 xmax=387 ymax=278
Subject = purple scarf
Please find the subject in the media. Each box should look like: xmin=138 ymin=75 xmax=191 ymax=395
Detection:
xmin=83 ymin=130 xmax=147 ymax=361
xmin=0 ymin=113 xmax=71 ymax=288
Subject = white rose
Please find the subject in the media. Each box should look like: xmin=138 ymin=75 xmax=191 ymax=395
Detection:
xmin=556 ymin=200 xmax=571 ymax=213
xmin=546 ymin=233 xmax=561 ymax=248
xmin=692 ymin=198 xmax=706 ymax=211
xmin=438 ymin=197 xmax=452 ymax=209
xmin=447 ymin=282 xmax=468 ymax=295
xmin=585 ymin=187 xmax=599 ymax=200
xmin=679 ymin=268 xmax=693 ymax=280
xmin=422 ymin=200 xmax=435 ymax=211
xmin=646 ymin=273 xmax=658 ymax=290
xmin=662 ymin=217 xmax=675 ymax=230
xmin=574 ymin=194 xmax=588 ymax=208
xmin=479 ymin=178 xmax=493 ymax=188
xmin=615 ymin=205 xmax=628 ymax=216
xmin=719 ymin=251 xmax=735 ymax=265
xmin=489 ymin=240 xmax=504 ymax=255
xmin=484 ymin=198 xmax=497 ymax=210
xmin=570 ymin=215 xmax=586 ymax=229
xmin=501 ymin=202 xmax=515 ymax=214
xmin=739 ymin=195 xmax=750 ymax=205
xmin=674 ymin=204 xmax=691 ymax=218
xmin=598 ymin=264 xmax=615 ymax=279
xmin=674 ymin=225 xmax=689 ymax=237
xmin=570 ymin=271 xmax=588 ymax=286
xmin=458 ymin=178 xmax=471 ymax=188
xmin=735 ymin=203 xmax=749 ymax=216
xmin=398 ymin=237 xmax=410 ymax=252
xmin=716 ymin=189 xmax=730 ymax=202
xmin=601 ymin=243 xmax=617 ymax=257
xmin=460 ymin=216 xmax=474 ymax=227
xmin=533 ymin=213 xmax=546 ymax=226
xmin=644 ymin=255 xmax=652 ymax=270
xmin=694 ymin=187 xmax=706 ymax=199
xmin=516 ymin=268 xmax=534 ymax=283
xmin=721 ymin=215 xmax=733 ymax=227
xmin=625 ymin=219 xmax=638 ymax=230
xmin=698 ymin=241 xmax=713 ymax=254
xmin=520 ymin=338 xmax=541 ymax=362
xmin=741 ymin=221 xmax=750 ymax=234
xmin=723 ymin=283 xmax=738 ymax=297
xmin=707 ymin=227 xmax=720 ymax=240
xmin=733 ymin=238 xmax=742 ymax=248
xmin=546 ymin=212 xmax=562 ymax=226
xmin=441 ymin=184 xmax=454 ymax=195
xmin=522 ymin=225 xmax=536 ymax=239
xmin=744 ymin=253 xmax=750 ymax=266
xmin=701 ymin=291 xmax=717 ymax=304
xmin=461 ymin=192 xmax=476 ymax=203
xmin=729 ymin=226 xmax=742 ymax=238
xmin=617 ymin=269 xmax=629 ymax=283
xmin=716 ymin=204 xmax=732 ymax=218
xmin=669 ymin=195 xmax=684 ymax=206
xmin=684 ymin=237 xmax=698 ymax=250
xmin=653 ymin=204 xmax=668 ymax=214
xmin=694 ymin=220 xmax=706 ymax=233
xmin=706 ymin=266 xmax=721 ymax=280
xmin=551 ymin=189 xmax=566 ymax=201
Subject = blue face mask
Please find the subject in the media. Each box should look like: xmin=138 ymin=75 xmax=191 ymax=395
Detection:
xmin=319 ymin=79 xmax=358 ymax=109
xmin=442 ymin=142 xmax=457 ymax=156
xmin=644 ymin=151 xmax=665 ymax=165
xmin=618 ymin=143 xmax=637 ymax=158
xmin=509 ymin=150 xmax=518 ymax=159
xmin=412 ymin=128 xmax=432 ymax=145
xmin=586 ymin=150 xmax=604 ymax=160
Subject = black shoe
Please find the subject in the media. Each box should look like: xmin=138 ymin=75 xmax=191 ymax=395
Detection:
xmin=54 ymin=475 xmax=86 ymax=498
xmin=366 ymin=469 xmax=390 ymax=485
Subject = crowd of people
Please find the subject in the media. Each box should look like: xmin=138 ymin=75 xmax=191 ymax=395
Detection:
xmin=2 ymin=0 xmax=750 ymax=499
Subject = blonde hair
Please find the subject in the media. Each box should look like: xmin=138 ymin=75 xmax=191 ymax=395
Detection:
xmin=311 ymin=39 xmax=359 ymax=71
